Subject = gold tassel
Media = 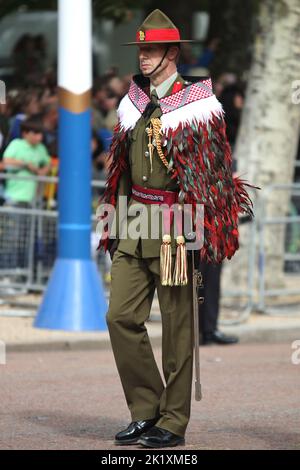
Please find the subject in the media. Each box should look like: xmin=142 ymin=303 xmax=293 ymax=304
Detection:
xmin=160 ymin=234 xmax=173 ymax=286
xmin=173 ymin=235 xmax=188 ymax=286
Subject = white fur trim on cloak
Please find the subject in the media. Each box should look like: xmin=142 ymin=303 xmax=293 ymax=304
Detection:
xmin=117 ymin=94 xmax=141 ymax=131
xmin=117 ymin=93 xmax=224 ymax=133
xmin=160 ymin=95 xmax=224 ymax=132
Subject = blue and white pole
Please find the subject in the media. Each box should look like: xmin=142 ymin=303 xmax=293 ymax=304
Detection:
xmin=34 ymin=0 xmax=107 ymax=330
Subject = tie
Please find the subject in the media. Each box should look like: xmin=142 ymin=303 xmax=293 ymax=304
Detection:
xmin=143 ymin=89 xmax=159 ymax=119
xmin=150 ymin=89 xmax=159 ymax=105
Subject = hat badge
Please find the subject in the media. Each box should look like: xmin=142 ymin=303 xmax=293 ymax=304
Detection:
xmin=139 ymin=30 xmax=145 ymax=41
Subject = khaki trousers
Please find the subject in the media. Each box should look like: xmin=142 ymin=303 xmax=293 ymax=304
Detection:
xmin=106 ymin=240 xmax=194 ymax=437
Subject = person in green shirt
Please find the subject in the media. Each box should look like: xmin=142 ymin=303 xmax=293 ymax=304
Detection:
xmin=1 ymin=117 xmax=52 ymax=271
xmin=3 ymin=117 xmax=51 ymax=205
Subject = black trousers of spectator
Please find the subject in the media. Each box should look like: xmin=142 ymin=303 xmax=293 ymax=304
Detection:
xmin=198 ymin=260 xmax=223 ymax=335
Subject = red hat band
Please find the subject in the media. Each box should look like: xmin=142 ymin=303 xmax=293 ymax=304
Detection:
xmin=136 ymin=28 xmax=180 ymax=43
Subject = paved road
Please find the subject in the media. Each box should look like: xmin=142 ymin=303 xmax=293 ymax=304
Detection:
xmin=1 ymin=342 xmax=299 ymax=450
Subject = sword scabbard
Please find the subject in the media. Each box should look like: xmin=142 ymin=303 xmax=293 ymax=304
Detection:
xmin=192 ymin=250 xmax=203 ymax=401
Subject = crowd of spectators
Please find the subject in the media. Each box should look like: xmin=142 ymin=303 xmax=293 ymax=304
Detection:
xmin=0 ymin=61 xmax=132 ymax=209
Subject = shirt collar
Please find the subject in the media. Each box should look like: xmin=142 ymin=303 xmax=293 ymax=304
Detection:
xmin=150 ymin=70 xmax=178 ymax=99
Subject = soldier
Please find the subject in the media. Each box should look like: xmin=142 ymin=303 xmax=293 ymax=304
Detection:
xmin=96 ymin=9 xmax=257 ymax=448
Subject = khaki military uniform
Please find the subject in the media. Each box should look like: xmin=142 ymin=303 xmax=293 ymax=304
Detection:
xmin=106 ymin=73 xmax=195 ymax=438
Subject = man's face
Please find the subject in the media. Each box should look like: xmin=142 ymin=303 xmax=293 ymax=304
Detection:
xmin=138 ymin=44 xmax=168 ymax=76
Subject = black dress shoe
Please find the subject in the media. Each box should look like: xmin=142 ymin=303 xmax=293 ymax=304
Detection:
xmin=137 ymin=426 xmax=185 ymax=448
xmin=114 ymin=418 xmax=159 ymax=445
xmin=201 ymin=330 xmax=239 ymax=345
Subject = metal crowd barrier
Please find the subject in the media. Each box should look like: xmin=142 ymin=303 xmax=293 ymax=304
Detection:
xmin=0 ymin=172 xmax=106 ymax=316
xmin=220 ymin=183 xmax=300 ymax=323
xmin=219 ymin=213 xmax=257 ymax=326
xmin=256 ymin=183 xmax=300 ymax=316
